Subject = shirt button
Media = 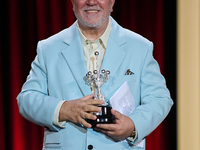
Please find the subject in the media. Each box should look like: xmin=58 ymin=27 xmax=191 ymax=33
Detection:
xmin=88 ymin=145 xmax=93 ymax=150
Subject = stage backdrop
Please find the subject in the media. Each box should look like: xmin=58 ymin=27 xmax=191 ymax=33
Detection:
xmin=0 ymin=0 xmax=176 ymax=150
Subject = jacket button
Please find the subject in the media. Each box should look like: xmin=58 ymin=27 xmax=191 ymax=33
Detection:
xmin=88 ymin=145 xmax=93 ymax=150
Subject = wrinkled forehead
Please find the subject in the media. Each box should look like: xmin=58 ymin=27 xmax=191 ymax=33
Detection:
xmin=70 ymin=0 xmax=115 ymax=4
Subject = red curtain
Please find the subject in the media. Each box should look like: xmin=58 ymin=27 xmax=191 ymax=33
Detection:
xmin=0 ymin=45 xmax=5 ymax=150
xmin=0 ymin=0 xmax=174 ymax=149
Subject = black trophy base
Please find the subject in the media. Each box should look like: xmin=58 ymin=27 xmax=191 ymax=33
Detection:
xmin=86 ymin=106 xmax=114 ymax=128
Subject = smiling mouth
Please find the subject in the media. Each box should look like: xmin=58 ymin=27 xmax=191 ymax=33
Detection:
xmin=85 ymin=10 xmax=99 ymax=13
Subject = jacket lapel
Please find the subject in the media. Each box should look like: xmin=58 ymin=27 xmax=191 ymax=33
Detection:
xmin=101 ymin=18 xmax=127 ymax=96
xmin=61 ymin=22 xmax=91 ymax=96
xmin=61 ymin=18 xmax=127 ymax=98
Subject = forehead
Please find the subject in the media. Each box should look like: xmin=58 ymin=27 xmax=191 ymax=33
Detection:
xmin=71 ymin=0 xmax=114 ymax=3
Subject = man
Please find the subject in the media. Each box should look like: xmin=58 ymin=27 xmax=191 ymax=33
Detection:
xmin=17 ymin=0 xmax=173 ymax=149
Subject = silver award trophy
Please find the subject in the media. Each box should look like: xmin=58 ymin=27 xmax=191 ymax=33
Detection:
xmin=84 ymin=51 xmax=114 ymax=127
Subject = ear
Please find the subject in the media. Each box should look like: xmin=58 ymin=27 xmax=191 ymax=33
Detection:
xmin=71 ymin=0 xmax=74 ymax=5
xmin=110 ymin=0 xmax=115 ymax=12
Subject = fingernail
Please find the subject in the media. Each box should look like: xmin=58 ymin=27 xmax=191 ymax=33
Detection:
xmin=98 ymin=107 xmax=102 ymax=112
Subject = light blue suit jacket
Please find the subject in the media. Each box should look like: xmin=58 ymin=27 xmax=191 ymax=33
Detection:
xmin=17 ymin=18 xmax=173 ymax=150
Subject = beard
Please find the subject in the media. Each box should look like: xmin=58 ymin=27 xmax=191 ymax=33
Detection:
xmin=73 ymin=5 xmax=111 ymax=28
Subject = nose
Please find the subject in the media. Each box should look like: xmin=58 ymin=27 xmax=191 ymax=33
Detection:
xmin=86 ymin=0 xmax=97 ymax=5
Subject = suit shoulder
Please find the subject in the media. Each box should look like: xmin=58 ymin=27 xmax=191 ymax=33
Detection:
xmin=39 ymin=28 xmax=69 ymax=49
xmin=118 ymin=28 xmax=154 ymax=55
xmin=38 ymin=22 xmax=77 ymax=51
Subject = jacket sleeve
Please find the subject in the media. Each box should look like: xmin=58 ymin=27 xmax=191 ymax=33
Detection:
xmin=129 ymin=42 xmax=173 ymax=144
xmin=17 ymin=41 xmax=61 ymax=131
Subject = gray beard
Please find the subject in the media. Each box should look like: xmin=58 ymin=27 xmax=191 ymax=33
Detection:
xmin=73 ymin=6 xmax=111 ymax=28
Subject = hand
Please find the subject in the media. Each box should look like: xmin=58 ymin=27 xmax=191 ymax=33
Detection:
xmin=59 ymin=94 xmax=104 ymax=128
xmin=95 ymin=109 xmax=135 ymax=141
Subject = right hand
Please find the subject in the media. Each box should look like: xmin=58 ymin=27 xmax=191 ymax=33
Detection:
xmin=59 ymin=94 xmax=104 ymax=128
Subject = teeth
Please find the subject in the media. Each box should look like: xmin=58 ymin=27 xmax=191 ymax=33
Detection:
xmin=87 ymin=10 xmax=98 ymax=12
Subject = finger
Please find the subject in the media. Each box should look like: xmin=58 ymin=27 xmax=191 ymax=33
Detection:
xmin=80 ymin=111 xmax=97 ymax=120
xmin=83 ymin=105 xmax=102 ymax=113
xmin=86 ymin=99 xmax=104 ymax=105
xmin=81 ymin=94 xmax=95 ymax=100
xmin=94 ymin=125 xmax=116 ymax=136
xmin=96 ymin=123 xmax=116 ymax=131
xmin=79 ymin=117 xmax=92 ymax=128
xmin=81 ymin=95 xmax=104 ymax=105
xmin=111 ymin=109 xmax=122 ymax=119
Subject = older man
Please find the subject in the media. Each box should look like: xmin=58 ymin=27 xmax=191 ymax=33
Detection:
xmin=17 ymin=0 xmax=173 ymax=149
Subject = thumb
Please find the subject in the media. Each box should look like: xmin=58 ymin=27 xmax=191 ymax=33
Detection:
xmin=111 ymin=109 xmax=122 ymax=119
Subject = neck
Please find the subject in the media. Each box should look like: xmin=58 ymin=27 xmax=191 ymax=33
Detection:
xmin=78 ymin=20 xmax=109 ymax=42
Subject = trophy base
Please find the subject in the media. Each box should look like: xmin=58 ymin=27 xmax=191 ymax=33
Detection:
xmin=86 ymin=106 xmax=114 ymax=128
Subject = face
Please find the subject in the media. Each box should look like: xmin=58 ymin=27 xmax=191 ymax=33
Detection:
xmin=71 ymin=0 xmax=115 ymax=29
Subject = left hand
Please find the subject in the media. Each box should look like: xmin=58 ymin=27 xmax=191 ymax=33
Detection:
xmin=95 ymin=109 xmax=135 ymax=141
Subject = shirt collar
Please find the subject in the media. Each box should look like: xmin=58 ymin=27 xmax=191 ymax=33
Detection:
xmin=77 ymin=17 xmax=112 ymax=48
